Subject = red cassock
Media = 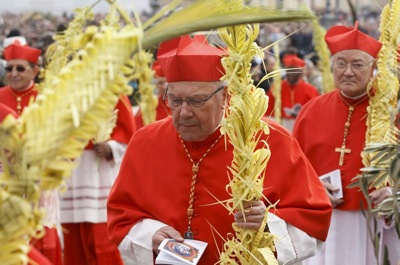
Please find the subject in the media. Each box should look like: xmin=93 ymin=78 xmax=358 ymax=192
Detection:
xmin=134 ymin=96 xmax=171 ymax=129
xmin=293 ymin=89 xmax=369 ymax=210
xmin=0 ymin=85 xmax=38 ymax=115
xmin=266 ymin=79 xmax=319 ymax=119
xmin=107 ymin=117 xmax=332 ymax=265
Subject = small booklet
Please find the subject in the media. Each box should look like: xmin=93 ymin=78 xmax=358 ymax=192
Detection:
xmin=319 ymin=169 xmax=343 ymax=199
xmin=156 ymin=238 xmax=208 ymax=265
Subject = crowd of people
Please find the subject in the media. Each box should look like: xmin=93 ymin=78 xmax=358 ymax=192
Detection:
xmin=0 ymin=5 xmax=399 ymax=265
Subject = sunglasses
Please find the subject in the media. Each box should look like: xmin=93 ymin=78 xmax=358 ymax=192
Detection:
xmin=5 ymin=65 xmax=29 ymax=73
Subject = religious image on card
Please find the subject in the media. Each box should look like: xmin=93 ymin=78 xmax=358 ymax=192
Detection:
xmin=164 ymin=240 xmax=199 ymax=262
xmin=156 ymin=238 xmax=208 ymax=265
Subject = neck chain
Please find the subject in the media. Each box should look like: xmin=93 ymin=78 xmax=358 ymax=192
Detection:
xmin=8 ymin=86 xmax=34 ymax=115
xmin=335 ymin=93 xmax=368 ymax=166
xmin=179 ymin=133 xmax=223 ymax=239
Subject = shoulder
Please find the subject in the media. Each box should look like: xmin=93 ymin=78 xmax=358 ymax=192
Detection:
xmin=264 ymin=117 xmax=293 ymax=140
xmin=295 ymin=91 xmax=338 ymax=128
xmin=0 ymin=86 xmax=10 ymax=94
xmin=303 ymin=90 xmax=336 ymax=109
xmin=126 ymin=117 xmax=177 ymax=157
xmin=133 ymin=117 xmax=174 ymax=141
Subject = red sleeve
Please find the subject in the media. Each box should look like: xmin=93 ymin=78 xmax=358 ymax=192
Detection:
xmin=265 ymin=120 xmax=332 ymax=241
xmin=107 ymin=132 xmax=148 ymax=245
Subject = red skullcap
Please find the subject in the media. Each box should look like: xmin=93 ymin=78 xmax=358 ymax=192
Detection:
xmin=325 ymin=21 xmax=382 ymax=58
xmin=152 ymin=60 xmax=165 ymax=77
xmin=283 ymin=54 xmax=305 ymax=67
xmin=4 ymin=40 xmax=42 ymax=64
xmin=157 ymin=35 xmax=227 ymax=82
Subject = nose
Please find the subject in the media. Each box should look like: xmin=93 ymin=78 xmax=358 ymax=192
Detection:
xmin=343 ymin=64 xmax=354 ymax=75
xmin=9 ymin=68 xmax=20 ymax=76
xmin=178 ymin=101 xmax=194 ymax=117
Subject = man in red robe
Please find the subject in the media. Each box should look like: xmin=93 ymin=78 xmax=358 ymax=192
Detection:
xmin=134 ymin=60 xmax=171 ymax=129
xmin=0 ymin=41 xmax=63 ymax=265
xmin=265 ymin=53 xmax=319 ymax=131
xmin=107 ymin=35 xmax=332 ymax=265
xmin=293 ymin=22 xmax=399 ymax=265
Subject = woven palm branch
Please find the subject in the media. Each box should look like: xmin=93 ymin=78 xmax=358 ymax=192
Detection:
xmin=142 ymin=0 xmax=315 ymax=50
xmin=217 ymin=0 xmax=276 ymax=263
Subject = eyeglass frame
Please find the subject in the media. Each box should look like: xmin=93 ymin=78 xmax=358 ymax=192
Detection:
xmin=5 ymin=64 xmax=30 ymax=73
xmin=163 ymin=85 xmax=225 ymax=109
xmin=332 ymin=58 xmax=375 ymax=72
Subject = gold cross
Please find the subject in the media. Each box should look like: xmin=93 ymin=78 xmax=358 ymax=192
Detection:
xmin=335 ymin=145 xmax=351 ymax=166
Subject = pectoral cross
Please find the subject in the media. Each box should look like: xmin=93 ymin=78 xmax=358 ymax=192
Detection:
xmin=184 ymin=228 xmax=194 ymax=239
xmin=335 ymin=145 xmax=351 ymax=166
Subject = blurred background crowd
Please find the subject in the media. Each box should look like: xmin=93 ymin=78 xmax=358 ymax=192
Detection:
xmin=0 ymin=4 xmax=382 ymax=88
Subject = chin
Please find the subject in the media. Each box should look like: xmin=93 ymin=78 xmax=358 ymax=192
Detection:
xmin=179 ymin=131 xmax=205 ymax=142
xmin=345 ymin=91 xmax=365 ymax=98
xmin=181 ymin=135 xmax=201 ymax=142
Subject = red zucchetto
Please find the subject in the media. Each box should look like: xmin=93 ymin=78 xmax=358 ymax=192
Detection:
xmin=157 ymin=35 xmax=227 ymax=82
xmin=4 ymin=40 xmax=42 ymax=64
xmin=283 ymin=54 xmax=305 ymax=68
xmin=325 ymin=21 xmax=382 ymax=58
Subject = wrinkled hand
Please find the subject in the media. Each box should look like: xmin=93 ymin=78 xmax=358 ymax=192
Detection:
xmin=234 ymin=200 xmax=266 ymax=231
xmin=152 ymin=226 xmax=184 ymax=254
xmin=369 ymin=187 xmax=392 ymax=207
xmin=322 ymin=181 xmax=344 ymax=208
xmin=93 ymin=142 xmax=113 ymax=160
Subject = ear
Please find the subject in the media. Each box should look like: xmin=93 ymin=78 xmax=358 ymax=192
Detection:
xmin=32 ymin=65 xmax=40 ymax=76
xmin=370 ymin=60 xmax=377 ymax=77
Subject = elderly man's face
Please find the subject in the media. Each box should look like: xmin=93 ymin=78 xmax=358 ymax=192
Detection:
xmin=5 ymin=59 xmax=38 ymax=91
xmin=332 ymin=50 xmax=375 ymax=97
xmin=166 ymin=81 xmax=226 ymax=142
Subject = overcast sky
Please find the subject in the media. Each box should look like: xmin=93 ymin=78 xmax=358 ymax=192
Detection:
xmin=0 ymin=0 xmax=152 ymax=14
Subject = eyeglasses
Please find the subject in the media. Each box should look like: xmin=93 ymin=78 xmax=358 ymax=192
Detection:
xmin=164 ymin=85 xmax=225 ymax=109
xmin=5 ymin=65 xmax=29 ymax=73
xmin=333 ymin=60 xmax=374 ymax=71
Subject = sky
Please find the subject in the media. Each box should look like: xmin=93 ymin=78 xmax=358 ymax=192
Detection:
xmin=0 ymin=0 xmax=152 ymax=15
